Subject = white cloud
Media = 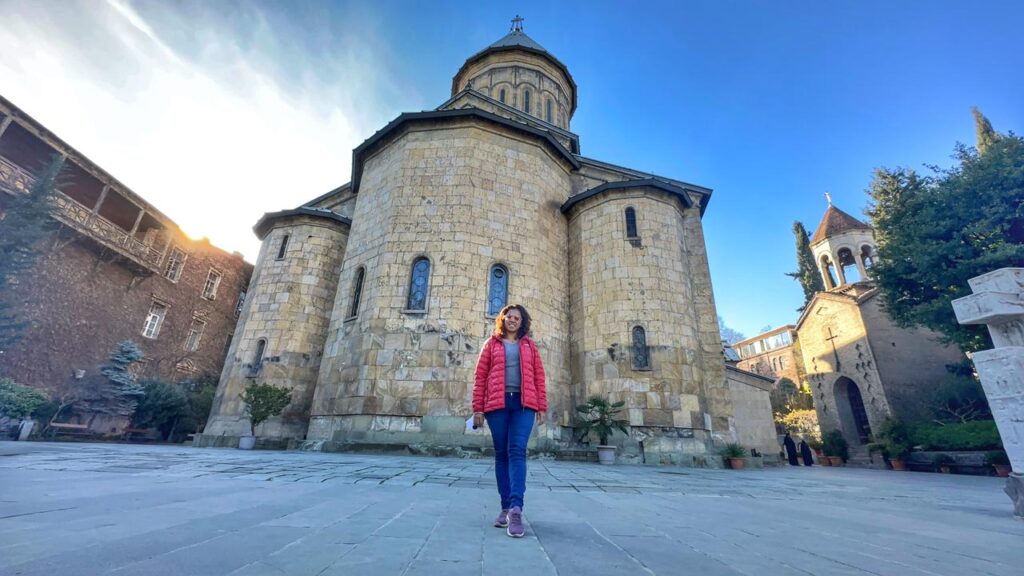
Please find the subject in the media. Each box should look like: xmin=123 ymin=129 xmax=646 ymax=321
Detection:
xmin=0 ymin=0 xmax=412 ymax=260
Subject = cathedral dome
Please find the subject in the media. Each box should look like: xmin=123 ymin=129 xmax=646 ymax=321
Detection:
xmin=452 ymin=18 xmax=577 ymax=129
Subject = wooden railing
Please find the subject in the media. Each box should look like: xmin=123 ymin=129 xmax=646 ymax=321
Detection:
xmin=0 ymin=156 xmax=165 ymax=272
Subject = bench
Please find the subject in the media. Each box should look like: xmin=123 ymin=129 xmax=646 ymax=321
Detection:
xmin=48 ymin=422 xmax=90 ymax=437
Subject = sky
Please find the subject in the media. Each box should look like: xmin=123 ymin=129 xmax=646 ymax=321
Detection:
xmin=0 ymin=0 xmax=1021 ymax=338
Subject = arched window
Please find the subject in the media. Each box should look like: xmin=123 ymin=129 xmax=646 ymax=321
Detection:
xmin=523 ymin=89 xmax=531 ymax=114
xmin=860 ymin=245 xmax=874 ymax=269
xmin=348 ymin=267 xmax=365 ymax=318
xmin=487 ymin=264 xmax=509 ymax=316
xmin=838 ymin=248 xmax=860 ymax=283
xmin=631 ymin=326 xmax=650 ymax=370
xmin=499 ymin=88 xmax=506 ymax=104
xmin=250 ymin=338 xmax=266 ymax=376
xmin=546 ymin=99 xmax=553 ymax=123
xmin=624 ymin=207 xmax=638 ymax=238
xmin=821 ymin=256 xmax=837 ymax=289
xmin=406 ymin=257 xmax=431 ymax=312
xmin=276 ymin=233 xmax=290 ymax=260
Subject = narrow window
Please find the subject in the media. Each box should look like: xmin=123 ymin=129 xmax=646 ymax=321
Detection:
xmin=163 ymin=247 xmax=186 ymax=282
xmin=348 ymin=267 xmax=365 ymax=318
xmin=487 ymin=264 xmax=509 ymax=316
xmin=499 ymin=88 xmax=506 ymax=103
xmin=523 ymin=90 xmax=530 ymax=114
xmin=202 ymin=269 xmax=222 ymax=300
xmin=546 ymin=99 xmax=553 ymax=123
xmin=625 ymin=207 xmax=638 ymax=238
xmin=406 ymin=257 xmax=431 ymax=311
xmin=861 ymin=245 xmax=874 ymax=269
xmin=250 ymin=339 xmax=267 ymax=376
xmin=631 ymin=326 xmax=650 ymax=370
xmin=185 ymin=318 xmax=207 ymax=352
xmin=234 ymin=291 xmax=246 ymax=317
xmin=142 ymin=301 xmax=168 ymax=339
xmin=276 ymin=233 xmax=290 ymax=260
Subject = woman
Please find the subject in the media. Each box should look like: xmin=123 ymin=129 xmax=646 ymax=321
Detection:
xmin=472 ymin=304 xmax=547 ymax=538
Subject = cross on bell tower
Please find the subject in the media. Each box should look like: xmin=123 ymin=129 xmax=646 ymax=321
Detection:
xmin=511 ymin=15 xmax=524 ymax=32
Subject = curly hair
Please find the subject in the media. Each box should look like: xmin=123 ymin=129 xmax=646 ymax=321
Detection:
xmin=493 ymin=304 xmax=531 ymax=339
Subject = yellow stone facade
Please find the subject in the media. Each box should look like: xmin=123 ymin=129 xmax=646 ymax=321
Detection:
xmin=201 ymin=27 xmax=766 ymax=463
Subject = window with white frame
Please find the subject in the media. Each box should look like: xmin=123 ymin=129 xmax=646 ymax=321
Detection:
xmin=184 ymin=318 xmax=207 ymax=352
xmin=202 ymin=269 xmax=222 ymax=300
xmin=142 ymin=301 xmax=168 ymax=339
xmin=163 ymin=247 xmax=186 ymax=282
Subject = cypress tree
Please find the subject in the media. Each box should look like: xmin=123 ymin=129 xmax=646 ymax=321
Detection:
xmin=786 ymin=221 xmax=825 ymax=312
xmin=972 ymin=107 xmax=998 ymax=154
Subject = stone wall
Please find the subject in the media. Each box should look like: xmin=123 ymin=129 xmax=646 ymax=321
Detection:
xmin=565 ymin=188 xmax=727 ymax=461
xmin=726 ymin=367 xmax=780 ymax=462
xmin=308 ymin=121 xmax=574 ymax=448
xmin=204 ymin=215 xmax=347 ymax=440
xmin=454 ymin=51 xmax=574 ymax=129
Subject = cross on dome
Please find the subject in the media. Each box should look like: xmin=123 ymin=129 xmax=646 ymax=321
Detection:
xmin=511 ymin=15 xmax=524 ymax=32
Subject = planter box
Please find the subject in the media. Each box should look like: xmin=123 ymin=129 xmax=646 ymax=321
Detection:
xmin=908 ymin=451 xmax=993 ymax=475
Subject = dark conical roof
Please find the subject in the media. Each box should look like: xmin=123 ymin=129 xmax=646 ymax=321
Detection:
xmin=487 ymin=29 xmax=549 ymax=52
xmin=810 ymin=205 xmax=872 ymax=244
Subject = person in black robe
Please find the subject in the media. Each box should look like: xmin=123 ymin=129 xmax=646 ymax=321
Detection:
xmin=783 ymin=432 xmax=799 ymax=466
xmin=799 ymin=438 xmax=814 ymax=466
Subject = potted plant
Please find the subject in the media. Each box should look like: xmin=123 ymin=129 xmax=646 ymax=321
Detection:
xmin=238 ymin=383 xmax=292 ymax=450
xmin=822 ymin=430 xmax=849 ymax=466
xmin=721 ymin=443 xmax=747 ymax=469
xmin=575 ymin=395 xmax=629 ymax=465
xmin=986 ymin=450 xmax=1011 ymax=478
xmin=933 ymin=453 xmax=955 ymax=474
xmin=0 ymin=378 xmax=49 ymax=440
xmin=867 ymin=418 xmax=911 ymax=471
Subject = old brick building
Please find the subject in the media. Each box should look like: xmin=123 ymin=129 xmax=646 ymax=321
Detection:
xmin=201 ymin=23 xmax=776 ymax=464
xmin=734 ymin=325 xmax=804 ymax=386
xmin=0 ymin=95 xmax=252 ymax=433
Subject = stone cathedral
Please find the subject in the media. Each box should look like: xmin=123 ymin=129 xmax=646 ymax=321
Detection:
xmin=200 ymin=23 xmax=774 ymax=464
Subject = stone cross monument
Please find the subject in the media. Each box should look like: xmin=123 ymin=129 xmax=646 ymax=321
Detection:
xmin=952 ymin=267 xmax=1024 ymax=519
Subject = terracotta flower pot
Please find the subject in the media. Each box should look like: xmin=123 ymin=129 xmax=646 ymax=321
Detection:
xmin=819 ymin=455 xmax=831 ymax=466
xmin=890 ymin=459 xmax=907 ymax=471
xmin=828 ymin=456 xmax=844 ymax=466
xmin=994 ymin=464 xmax=1011 ymax=478
xmin=728 ymin=457 xmax=746 ymax=470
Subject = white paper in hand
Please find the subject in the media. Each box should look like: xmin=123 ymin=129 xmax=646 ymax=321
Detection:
xmin=465 ymin=416 xmax=483 ymax=434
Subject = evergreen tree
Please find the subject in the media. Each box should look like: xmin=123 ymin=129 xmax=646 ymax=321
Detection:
xmin=866 ymin=110 xmax=1024 ymax=352
xmin=0 ymin=156 xmax=64 ymax=351
xmin=972 ymin=107 xmax=998 ymax=154
xmin=785 ymin=221 xmax=824 ymax=312
xmin=95 ymin=340 xmax=146 ymax=416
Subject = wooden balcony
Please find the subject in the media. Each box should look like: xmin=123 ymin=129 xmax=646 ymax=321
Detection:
xmin=0 ymin=155 xmax=166 ymax=273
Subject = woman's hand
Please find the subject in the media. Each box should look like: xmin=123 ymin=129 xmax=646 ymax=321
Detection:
xmin=473 ymin=412 xmax=484 ymax=429
xmin=535 ymin=411 xmax=546 ymax=425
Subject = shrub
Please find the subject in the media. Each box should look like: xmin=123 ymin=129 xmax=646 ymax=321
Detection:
xmin=574 ymin=395 xmax=629 ymax=446
xmin=721 ymin=443 xmax=747 ymax=459
xmin=985 ymin=450 xmax=1009 ymax=466
xmin=867 ymin=418 xmax=912 ymax=460
xmin=132 ymin=379 xmax=189 ymax=439
xmin=778 ymin=409 xmax=821 ymax=445
xmin=240 ymin=383 xmax=292 ymax=436
xmin=910 ymin=420 xmax=1002 ymax=451
xmin=0 ymin=378 xmax=49 ymax=419
xmin=822 ymin=429 xmax=849 ymax=461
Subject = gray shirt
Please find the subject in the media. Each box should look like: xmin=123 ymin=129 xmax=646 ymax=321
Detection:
xmin=503 ymin=341 xmax=521 ymax=393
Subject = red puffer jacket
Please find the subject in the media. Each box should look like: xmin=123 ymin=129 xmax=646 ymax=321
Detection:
xmin=472 ymin=335 xmax=547 ymax=414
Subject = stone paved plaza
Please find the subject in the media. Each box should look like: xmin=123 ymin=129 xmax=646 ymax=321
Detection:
xmin=1 ymin=441 xmax=1022 ymax=575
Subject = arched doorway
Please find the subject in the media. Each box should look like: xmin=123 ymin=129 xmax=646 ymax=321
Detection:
xmin=834 ymin=377 xmax=872 ymax=444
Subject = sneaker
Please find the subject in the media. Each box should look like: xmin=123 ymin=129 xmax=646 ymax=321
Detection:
xmin=506 ymin=506 xmax=524 ymax=538
xmin=493 ymin=509 xmax=509 ymax=528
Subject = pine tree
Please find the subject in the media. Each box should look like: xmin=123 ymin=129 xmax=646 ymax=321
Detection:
xmin=786 ymin=221 xmax=824 ymax=312
xmin=0 ymin=156 xmax=64 ymax=351
xmin=96 ymin=340 xmax=146 ymax=416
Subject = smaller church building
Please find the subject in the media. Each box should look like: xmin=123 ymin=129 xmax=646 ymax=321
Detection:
xmin=796 ymin=204 xmax=964 ymax=456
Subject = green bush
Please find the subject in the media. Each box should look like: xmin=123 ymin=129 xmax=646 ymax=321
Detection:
xmin=910 ymin=420 xmax=1002 ymax=451
xmin=240 ymin=383 xmax=292 ymax=436
xmin=822 ymin=429 xmax=849 ymax=460
xmin=721 ymin=443 xmax=747 ymax=458
xmin=985 ymin=450 xmax=1009 ymax=466
xmin=132 ymin=379 xmax=189 ymax=440
xmin=0 ymin=378 xmax=49 ymax=419
xmin=867 ymin=418 xmax=912 ymax=460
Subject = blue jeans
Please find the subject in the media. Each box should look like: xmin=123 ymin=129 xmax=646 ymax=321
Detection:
xmin=485 ymin=392 xmax=535 ymax=510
